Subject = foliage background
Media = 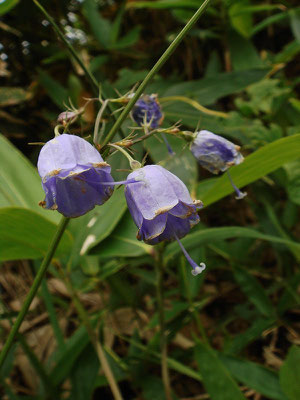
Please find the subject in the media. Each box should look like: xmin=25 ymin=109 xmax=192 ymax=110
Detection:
xmin=0 ymin=0 xmax=300 ymax=399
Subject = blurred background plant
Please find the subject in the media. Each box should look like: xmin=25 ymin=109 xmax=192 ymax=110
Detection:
xmin=0 ymin=0 xmax=300 ymax=399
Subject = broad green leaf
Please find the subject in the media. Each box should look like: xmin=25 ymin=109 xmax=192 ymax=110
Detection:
xmin=50 ymin=326 xmax=90 ymax=386
xmin=225 ymin=318 xmax=275 ymax=355
xmin=289 ymin=9 xmax=300 ymax=43
xmin=219 ymin=354 xmax=288 ymax=400
xmin=0 ymin=87 xmax=31 ymax=106
xmin=70 ymin=345 xmax=99 ymax=400
xmin=162 ymin=69 xmax=268 ymax=106
xmin=82 ymin=0 xmax=112 ymax=48
xmin=279 ymin=346 xmax=300 ymax=400
xmin=109 ymin=26 xmax=140 ymax=50
xmin=0 ymin=207 xmax=72 ymax=261
xmin=165 ymin=226 xmax=300 ymax=261
xmin=285 ymin=160 xmax=300 ymax=206
xmin=68 ymin=187 xmax=128 ymax=260
xmin=141 ymin=376 xmax=173 ymax=400
xmin=198 ymin=134 xmax=300 ymax=207
xmin=233 ymin=266 xmax=275 ymax=317
xmin=195 ymin=343 xmax=247 ymax=400
xmin=228 ymin=30 xmax=264 ymax=71
xmin=0 ymin=134 xmax=60 ymax=223
xmin=229 ymin=1 xmax=253 ymax=38
xmin=90 ymin=212 xmax=152 ymax=258
xmin=0 ymin=0 xmax=19 ymax=16
xmin=251 ymin=11 xmax=289 ymax=36
xmin=38 ymin=69 xmax=69 ymax=109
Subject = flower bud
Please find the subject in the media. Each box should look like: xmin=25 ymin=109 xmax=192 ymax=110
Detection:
xmin=131 ymin=94 xmax=163 ymax=129
xmin=190 ymin=130 xmax=243 ymax=174
xmin=57 ymin=111 xmax=78 ymax=125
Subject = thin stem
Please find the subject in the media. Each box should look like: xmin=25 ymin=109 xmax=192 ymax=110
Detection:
xmin=109 ymin=144 xmax=141 ymax=169
xmin=0 ymin=217 xmax=70 ymax=369
xmin=32 ymin=0 xmax=126 ymax=138
xmin=154 ymin=247 xmax=172 ymax=400
xmin=102 ymin=0 xmax=213 ymax=147
xmin=33 ymin=0 xmax=98 ymax=93
xmin=58 ymin=267 xmax=123 ymax=400
xmin=94 ymin=99 xmax=109 ymax=145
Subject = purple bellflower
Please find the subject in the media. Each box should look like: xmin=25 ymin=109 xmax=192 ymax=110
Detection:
xmin=131 ymin=94 xmax=163 ymax=129
xmin=190 ymin=130 xmax=246 ymax=199
xmin=124 ymin=165 xmax=206 ymax=276
xmin=37 ymin=134 xmax=114 ymax=218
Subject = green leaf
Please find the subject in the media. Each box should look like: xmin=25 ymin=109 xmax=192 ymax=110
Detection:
xmin=68 ymin=187 xmax=128 ymax=262
xmin=90 ymin=212 xmax=152 ymax=258
xmin=50 ymin=326 xmax=90 ymax=386
xmin=228 ymin=30 xmax=264 ymax=71
xmin=165 ymin=226 xmax=300 ymax=262
xmin=280 ymin=346 xmax=300 ymax=400
xmin=0 ymin=87 xmax=31 ymax=106
xmin=70 ymin=344 xmax=99 ymax=400
xmin=233 ymin=266 xmax=275 ymax=317
xmin=225 ymin=317 xmax=275 ymax=355
xmin=82 ymin=0 xmax=112 ymax=48
xmin=220 ymin=354 xmax=288 ymax=400
xmin=0 ymin=134 xmax=60 ymax=223
xmin=195 ymin=342 xmax=247 ymax=400
xmin=162 ymin=69 xmax=268 ymax=106
xmin=38 ymin=69 xmax=69 ymax=109
xmin=289 ymin=9 xmax=300 ymax=43
xmin=229 ymin=1 xmax=253 ymax=38
xmin=0 ymin=0 xmax=19 ymax=16
xmin=0 ymin=207 xmax=72 ymax=261
xmin=251 ymin=11 xmax=289 ymax=36
xmin=198 ymin=134 xmax=300 ymax=207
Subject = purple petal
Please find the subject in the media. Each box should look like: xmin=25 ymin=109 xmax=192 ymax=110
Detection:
xmin=191 ymin=130 xmax=244 ymax=174
xmin=138 ymin=214 xmax=167 ymax=242
xmin=126 ymin=165 xmax=193 ymax=220
xmin=38 ymin=134 xmax=104 ymax=179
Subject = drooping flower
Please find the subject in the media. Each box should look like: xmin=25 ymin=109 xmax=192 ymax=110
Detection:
xmin=131 ymin=94 xmax=163 ymax=129
xmin=124 ymin=165 xmax=206 ymax=276
xmin=37 ymin=133 xmax=114 ymax=218
xmin=190 ymin=130 xmax=246 ymax=199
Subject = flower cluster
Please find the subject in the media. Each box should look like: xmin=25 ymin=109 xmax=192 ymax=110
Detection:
xmin=37 ymin=96 xmax=247 ymax=276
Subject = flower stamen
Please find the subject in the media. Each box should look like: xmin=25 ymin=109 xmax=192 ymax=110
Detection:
xmin=174 ymin=233 xmax=206 ymax=276
xmin=226 ymin=170 xmax=247 ymax=200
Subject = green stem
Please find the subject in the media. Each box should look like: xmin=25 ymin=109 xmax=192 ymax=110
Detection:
xmin=0 ymin=217 xmax=70 ymax=369
xmin=33 ymin=0 xmax=98 ymax=93
xmin=102 ymin=0 xmax=212 ymax=147
xmin=155 ymin=247 xmax=172 ymax=400
xmin=32 ymin=0 xmax=126 ymax=138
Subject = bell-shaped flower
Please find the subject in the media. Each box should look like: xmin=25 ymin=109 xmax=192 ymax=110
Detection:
xmin=37 ymin=134 xmax=114 ymax=218
xmin=124 ymin=165 xmax=206 ymax=276
xmin=190 ymin=130 xmax=246 ymax=199
xmin=131 ymin=94 xmax=163 ymax=129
